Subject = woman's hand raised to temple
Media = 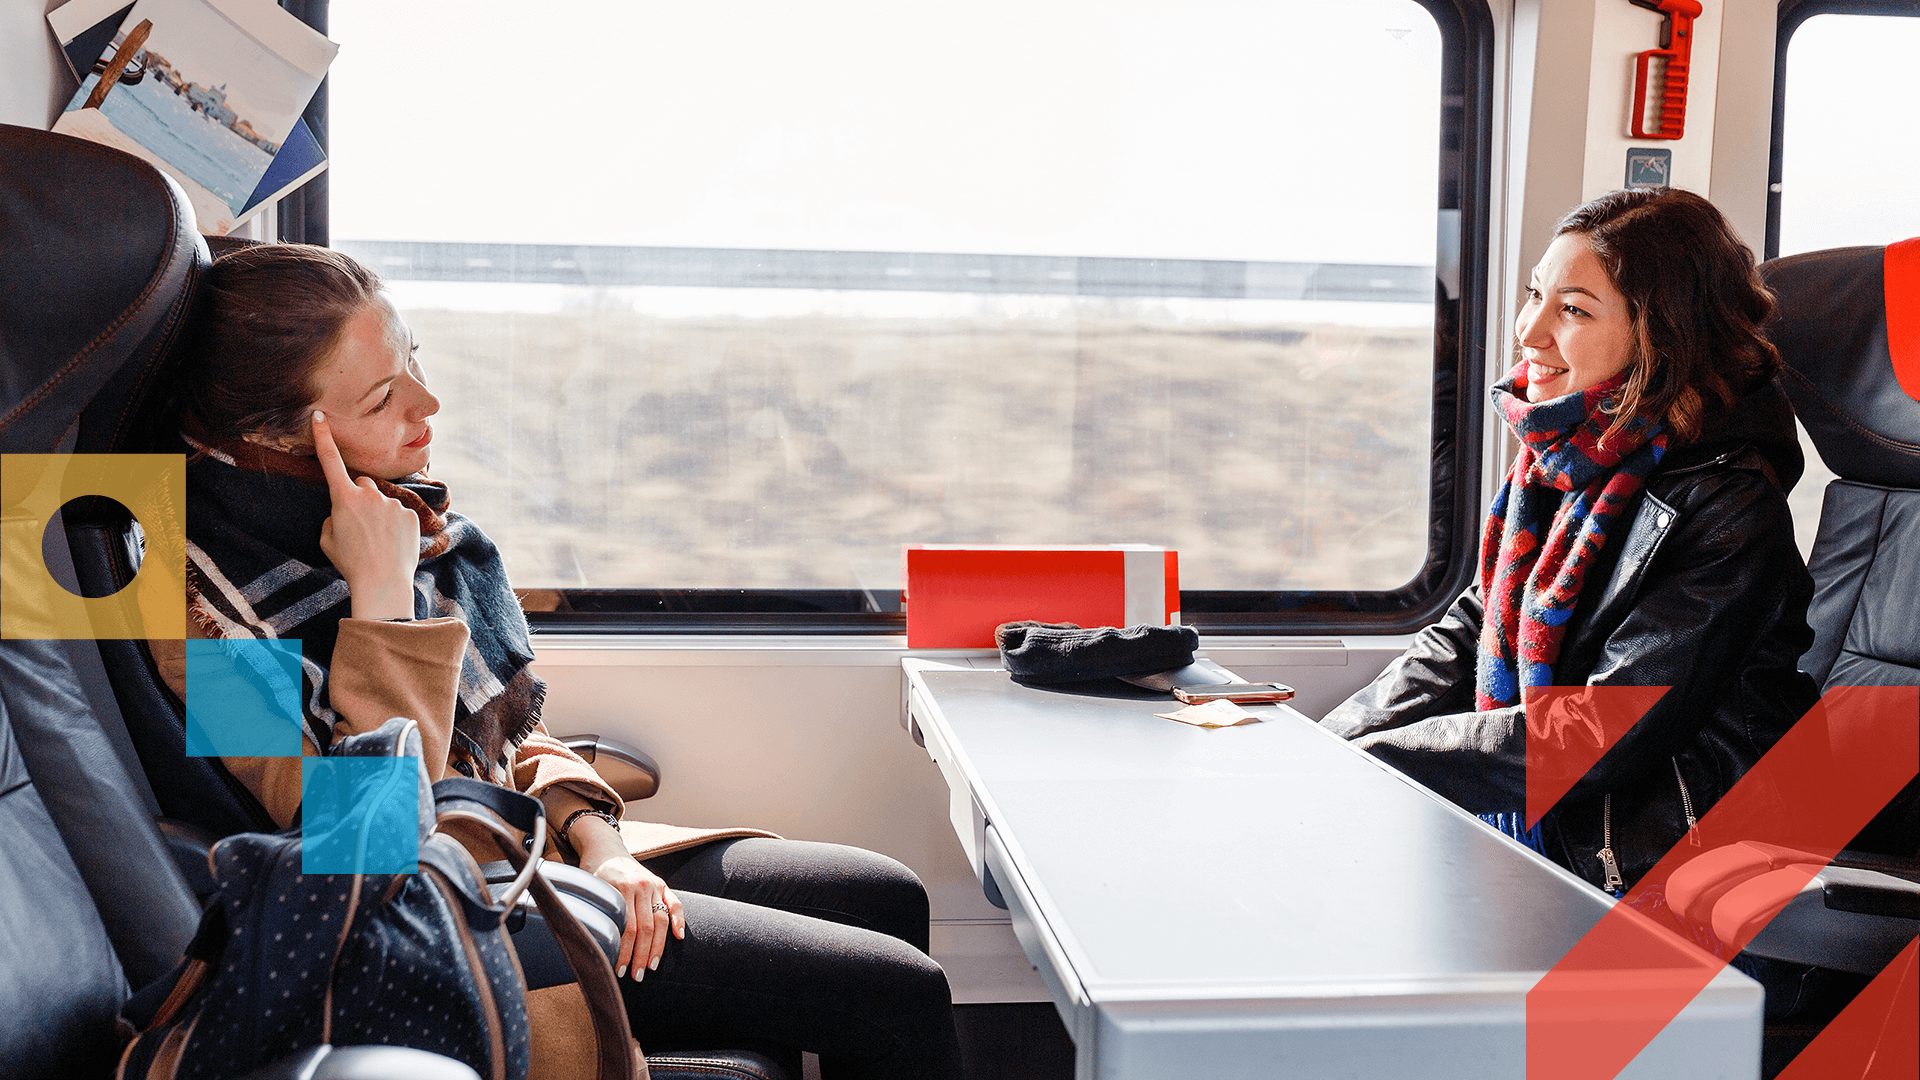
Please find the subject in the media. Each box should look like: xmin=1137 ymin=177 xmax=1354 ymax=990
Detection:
xmin=313 ymin=410 xmax=420 ymax=621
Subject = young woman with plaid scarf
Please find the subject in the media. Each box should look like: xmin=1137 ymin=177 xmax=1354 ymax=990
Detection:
xmin=1323 ymin=189 xmax=1820 ymax=909
xmin=158 ymin=243 xmax=963 ymax=1079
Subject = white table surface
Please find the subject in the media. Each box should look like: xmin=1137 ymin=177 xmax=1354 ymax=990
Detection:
xmin=902 ymin=659 xmax=1762 ymax=1080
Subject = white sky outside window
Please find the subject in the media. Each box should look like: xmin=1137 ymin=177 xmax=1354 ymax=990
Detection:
xmin=326 ymin=1 xmax=1448 ymax=596
xmin=329 ymin=0 xmax=1441 ymax=263
xmin=1778 ymin=13 xmax=1920 ymax=256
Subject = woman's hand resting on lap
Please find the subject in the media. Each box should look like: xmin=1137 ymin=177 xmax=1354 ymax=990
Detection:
xmin=313 ymin=411 xmax=419 ymax=620
xmin=566 ymin=810 xmax=685 ymax=980
xmin=588 ymin=852 xmax=686 ymax=980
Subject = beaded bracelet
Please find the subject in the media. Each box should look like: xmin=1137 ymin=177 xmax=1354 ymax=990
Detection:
xmin=558 ymin=806 xmax=620 ymax=843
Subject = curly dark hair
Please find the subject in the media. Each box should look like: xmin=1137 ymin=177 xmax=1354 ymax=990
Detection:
xmin=1552 ymin=188 xmax=1780 ymax=444
xmin=183 ymin=243 xmax=384 ymax=442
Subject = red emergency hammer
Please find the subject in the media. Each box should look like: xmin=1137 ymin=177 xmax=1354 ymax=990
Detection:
xmin=1628 ymin=0 xmax=1703 ymax=139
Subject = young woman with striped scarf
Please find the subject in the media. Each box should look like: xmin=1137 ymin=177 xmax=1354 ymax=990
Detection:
xmin=1322 ymin=189 xmax=1821 ymax=917
xmin=158 ymin=243 xmax=963 ymax=1079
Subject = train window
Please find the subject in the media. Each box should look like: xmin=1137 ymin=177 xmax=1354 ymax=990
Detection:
xmin=1770 ymin=2 xmax=1920 ymax=558
xmin=299 ymin=0 xmax=1492 ymax=633
xmin=1772 ymin=4 xmax=1920 ymax=258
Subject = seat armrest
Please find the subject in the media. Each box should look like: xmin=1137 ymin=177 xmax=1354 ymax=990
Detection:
xmin=561 ymin=734 xmax=661 ymax=801
xmin=1729 ymin=865 xmax=1920 ymax=974
xmin=477 ymin=859 xmax=624 ymax=924
xmin=1825 ymin=869 xmax=1920 ymax=919
xmin=157 ymin=817 xmax=220 ymax=900
xmin=478 ymin=867 xmax=624 ymax=988
xmin=239 ymin=1046 xmax=480 ymax=1080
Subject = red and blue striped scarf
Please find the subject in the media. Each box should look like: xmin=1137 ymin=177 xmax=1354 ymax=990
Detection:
xmin=1476 ymin=362 xmax=1668 ymax=713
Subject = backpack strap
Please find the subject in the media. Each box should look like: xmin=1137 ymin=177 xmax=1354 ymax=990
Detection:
xmin=433 ymin=779 xmax=646 ymax=1080
xmin=434 ymin=777 xmax=541 ymax=831
xmin=434 ymin=779 xmax=547 ymax=910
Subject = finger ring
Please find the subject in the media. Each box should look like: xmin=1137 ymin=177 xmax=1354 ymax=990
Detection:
xmin=652 ymin=902 xmax=670 ymax=913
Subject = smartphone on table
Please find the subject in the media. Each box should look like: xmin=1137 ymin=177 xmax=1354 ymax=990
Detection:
xmin=1171 ymin=682 xmax=1296 ymax=705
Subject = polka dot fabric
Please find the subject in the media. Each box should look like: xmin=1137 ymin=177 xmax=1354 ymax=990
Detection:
xmin=117 ymin=721 xmax=531 ymax=1080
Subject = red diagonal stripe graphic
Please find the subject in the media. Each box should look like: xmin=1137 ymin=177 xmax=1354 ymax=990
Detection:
xmin=1527 ymin=686 xmax=1919 ymax=1079
xmin=1524 ymin=684 xmax=1671 ymax=828
xmin=1779 ymin=937 xmax=1917 ymax=1080
xmin=1885 ymin=237 xmax=1920 ymax=402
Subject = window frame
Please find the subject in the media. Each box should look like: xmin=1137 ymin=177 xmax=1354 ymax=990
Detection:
xmin=284 ymin=0 xmax=1496 ymax=636
xmin=1767 ymin=0 xmax=1920 ymax=260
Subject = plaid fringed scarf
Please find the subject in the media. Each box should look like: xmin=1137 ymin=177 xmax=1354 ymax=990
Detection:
xmin=1474 ymin=363 xmax=1667 ymax=852
xmin=180 ymin=424 xmax=543 ymax=784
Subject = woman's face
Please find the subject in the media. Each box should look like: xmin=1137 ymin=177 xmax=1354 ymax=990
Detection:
xmin=289 ymin=294 xmax=439 ymax=479
xmin=1514 ymin=232 xmax=1636 ymax=403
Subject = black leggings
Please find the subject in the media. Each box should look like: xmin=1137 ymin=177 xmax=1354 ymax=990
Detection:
xmin=618 ymin=837 xmax=964 ymax=1080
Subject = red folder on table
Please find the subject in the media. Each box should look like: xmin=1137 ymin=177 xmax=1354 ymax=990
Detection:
xmin=903 ymin=545 xmax=1179 ymax=648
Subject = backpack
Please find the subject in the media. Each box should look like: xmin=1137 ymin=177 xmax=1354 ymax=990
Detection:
xmin=117 ymin=718 xmax=642 ymax=1080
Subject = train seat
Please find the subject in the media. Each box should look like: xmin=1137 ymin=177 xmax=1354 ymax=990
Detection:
xmin=0 ymin=653 xmax=154 ymax=1079
xmin=0 ymin=122 xmax=793 ymax=1080
xmin=1665 ymin=239 xmax=1920 ymax=1061
xmin=0 ymin=649 xmax=481 ymax=1080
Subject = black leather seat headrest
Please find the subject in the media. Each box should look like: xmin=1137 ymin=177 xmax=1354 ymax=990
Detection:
xmin=1762 ymin=239 xmax=1920 ymax=489
xmin=0 ymin=123 xmax=207 ymax=454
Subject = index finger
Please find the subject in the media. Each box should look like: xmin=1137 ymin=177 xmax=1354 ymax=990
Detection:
xmin=310 ymin=411 xmax=353 ymax=495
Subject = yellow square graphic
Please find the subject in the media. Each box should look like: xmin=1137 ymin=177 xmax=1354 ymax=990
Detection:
xmin=2 ymin=454 xmax=186 ymax=640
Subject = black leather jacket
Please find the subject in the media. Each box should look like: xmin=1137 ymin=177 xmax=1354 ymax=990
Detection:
xmin=1321 ymin=379 xmax=1822 ymax=893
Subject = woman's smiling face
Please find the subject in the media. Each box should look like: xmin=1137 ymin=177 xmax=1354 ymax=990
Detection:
xmin=1514 ymin=232 xmax=1636 ymax=403
xmin=300 ymin=294 xmax=440 ymax=479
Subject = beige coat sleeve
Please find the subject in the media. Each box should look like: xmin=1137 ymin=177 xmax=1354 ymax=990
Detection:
xmin=510 ymin=723 xmax=783 ymax=864
xmin=514 ymin=722 xmax=625 ymax=822
xmin=328 ymin=616 xmax=469 ymax=782
xmin=151 ymin=616 xmax=470 ymax=828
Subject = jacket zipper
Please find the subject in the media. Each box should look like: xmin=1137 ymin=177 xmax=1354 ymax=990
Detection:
xmin=1657 ymin=448 xmax=1740 ymax=478
xmin=1672 ymin=757 xmax=1701 ymax=847
xmin=1596 ymin=794 xmax=1625 ymax=895
xmin=1595 ymin=761 xmax=1703 ymax=896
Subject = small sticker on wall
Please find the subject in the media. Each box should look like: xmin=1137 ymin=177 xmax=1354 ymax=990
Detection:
xmin=1625 ymin=148 xmax=1672 ymax=190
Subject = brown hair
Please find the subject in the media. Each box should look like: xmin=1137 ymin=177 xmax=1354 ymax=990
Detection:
xmin=184 ymin=243 xmax=383 ymax=441
xmin=1551 ymin=188 xmax=1779 ymax=445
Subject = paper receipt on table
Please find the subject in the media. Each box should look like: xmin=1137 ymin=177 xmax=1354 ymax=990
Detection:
xmin=1155 ymin=699 xmax=1265 ymax=728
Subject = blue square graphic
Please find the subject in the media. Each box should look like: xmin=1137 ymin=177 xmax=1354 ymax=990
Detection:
xmin=301 ymin=756 xmax=422 ymax=874
xmin=184 ymin=638 xmax=305 ymax=757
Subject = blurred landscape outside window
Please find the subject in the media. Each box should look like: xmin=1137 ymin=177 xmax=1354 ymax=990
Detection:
xmin=1775 ymin=10 xmax=1920 ymax=558
xmin=327 ymin=0 xmax=1449 ymax=604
